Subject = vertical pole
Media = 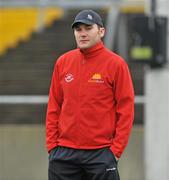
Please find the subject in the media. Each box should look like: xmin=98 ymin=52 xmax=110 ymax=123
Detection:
xmin=145 ymin=69 xmax=169 ymax=180
xmin=151 ymin=0 xmax=156 ymax=16
xmin=145 ymin=0 xmax=169 ymax=180
xmin=37 ymin=0 xmax=48 ymax=32
xmin=104 ymin=6 xmax=119 ymax=50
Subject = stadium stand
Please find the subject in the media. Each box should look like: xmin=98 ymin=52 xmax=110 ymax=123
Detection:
xmin=0 ymin=9 xmax=143 ymax=124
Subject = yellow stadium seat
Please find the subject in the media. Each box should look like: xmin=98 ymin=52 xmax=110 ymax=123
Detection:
xmin=0 ymin=7 xmax=64 ymax=55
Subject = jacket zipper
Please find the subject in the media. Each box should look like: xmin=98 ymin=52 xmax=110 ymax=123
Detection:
xmin=82 ymin=56 xmax=85 ymax=64
xmin=76 ymin=55 xmax=85 ymax=147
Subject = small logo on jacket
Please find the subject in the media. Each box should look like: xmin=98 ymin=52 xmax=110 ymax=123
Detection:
xmin=65 ymin=74 xmax=74 ymax=82
xmin=88 ymin=73 xmax=104 ymax=83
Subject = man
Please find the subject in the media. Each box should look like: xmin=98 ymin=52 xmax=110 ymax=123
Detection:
xmin=46 ymin=9 xmax=134 ymax=180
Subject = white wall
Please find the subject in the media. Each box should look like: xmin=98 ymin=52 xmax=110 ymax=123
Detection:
xmin=0 ymin=125 xmax=48 ymax=180
xmin=0 ymin=125 xmax=143 ymax=180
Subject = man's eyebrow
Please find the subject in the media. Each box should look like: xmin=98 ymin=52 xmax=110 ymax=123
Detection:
xmin=75 ymin=24 xmax=93 ymax=28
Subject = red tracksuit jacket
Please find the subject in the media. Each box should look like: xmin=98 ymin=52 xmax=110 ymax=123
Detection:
xmin=46 ymin=42 xmax=134 ymax=158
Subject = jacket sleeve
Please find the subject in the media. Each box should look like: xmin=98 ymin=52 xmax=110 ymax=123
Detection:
xmin=110 ymin=60 xmax=134 ymax=158
xmin=46 ymin=61 xmax=63 ymax=152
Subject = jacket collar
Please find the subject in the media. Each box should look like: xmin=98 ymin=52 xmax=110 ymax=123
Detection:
xmin=79 ymin=41 xmax=104 ymax=58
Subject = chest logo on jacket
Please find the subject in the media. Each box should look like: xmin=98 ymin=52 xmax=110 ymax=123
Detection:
xmin=65 ymin=74 xmax=74 ymax=83
xmin=88 ymin=73 xmax=104 ymax=83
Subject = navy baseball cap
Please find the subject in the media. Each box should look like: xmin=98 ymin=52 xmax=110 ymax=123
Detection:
xmin=71 ymin=10 xmax=103 ymax=28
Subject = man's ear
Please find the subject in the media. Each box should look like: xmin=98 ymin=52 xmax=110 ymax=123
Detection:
xmin=99 ymin=27 xmax=105 ymax=38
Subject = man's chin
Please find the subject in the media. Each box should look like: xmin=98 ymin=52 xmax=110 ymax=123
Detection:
xmin=78 ymin=44 xmax=91 ymax=50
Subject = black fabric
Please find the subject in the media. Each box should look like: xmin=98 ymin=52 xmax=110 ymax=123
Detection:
xmin=48 ymin=146 xmax=120 ymax=180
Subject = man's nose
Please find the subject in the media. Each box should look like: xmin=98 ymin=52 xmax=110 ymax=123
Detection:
xmin=80 ymin=30 xmax=87 ymax=37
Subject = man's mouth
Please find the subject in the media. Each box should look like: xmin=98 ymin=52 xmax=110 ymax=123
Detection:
xmin=80 ymin=40 xmax=89 ymax=43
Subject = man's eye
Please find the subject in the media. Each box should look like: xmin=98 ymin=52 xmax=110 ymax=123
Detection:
xmin=86 ymin=26 xmax=92 ymax=30
xmin=75 ymin=28 xmax=81 ymax=31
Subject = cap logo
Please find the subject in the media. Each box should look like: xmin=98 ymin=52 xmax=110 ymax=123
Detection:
xmin=87 ymin=14 xmax=93 ymax=20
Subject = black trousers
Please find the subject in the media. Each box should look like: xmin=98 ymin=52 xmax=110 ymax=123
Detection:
xmin=48 ymin=146 xmax=120 ymax=180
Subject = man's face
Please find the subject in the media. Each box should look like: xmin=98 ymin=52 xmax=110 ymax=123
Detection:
xmin=74 ymin=24 xmax=105 ymax=50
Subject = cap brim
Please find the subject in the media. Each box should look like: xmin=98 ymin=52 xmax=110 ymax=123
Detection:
xmin=71 ymin=20 xmax=94 ymax=29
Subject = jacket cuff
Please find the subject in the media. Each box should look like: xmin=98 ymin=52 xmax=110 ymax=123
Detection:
xmin=110 ymin=145 xmax=121 ymax=158
xmin=47 ymin=143 xmax=58 ymax=153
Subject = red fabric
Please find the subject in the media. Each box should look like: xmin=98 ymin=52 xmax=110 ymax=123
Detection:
xmin=46 ymin=42 xmax=134 ymax=158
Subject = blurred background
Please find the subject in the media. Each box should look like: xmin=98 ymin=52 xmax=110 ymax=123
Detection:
xmin=0 ymin=0 xmax=168 ymax=180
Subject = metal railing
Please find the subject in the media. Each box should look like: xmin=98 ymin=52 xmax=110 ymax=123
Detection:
xmin=0 ymin=95 xmax=145 ymax=104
